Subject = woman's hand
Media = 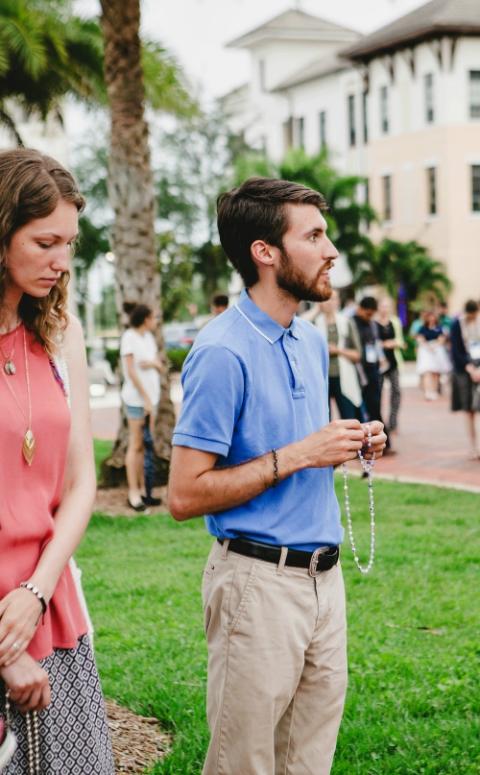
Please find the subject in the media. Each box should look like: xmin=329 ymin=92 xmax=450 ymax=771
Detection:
xmin=0 ymin=588 xmax=44 ymax=667
xmin=0 ymin=652 xmax=51 ymax=713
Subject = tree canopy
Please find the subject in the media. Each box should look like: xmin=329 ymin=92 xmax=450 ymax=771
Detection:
xmin=0 ymin=0 xmax=195 ymax=143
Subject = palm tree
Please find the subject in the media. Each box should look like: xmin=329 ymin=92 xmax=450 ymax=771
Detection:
xmin=0 ymin=0 xmax=104 ymax=144
xmin=99 ymin=0 xmax=176 ymax=485
xmin=0 ymin=0 xmax=194 ymax=144
xmin=354 ymin=238 xmax=452 ymax=322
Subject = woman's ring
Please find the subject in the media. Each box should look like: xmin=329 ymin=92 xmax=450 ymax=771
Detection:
xmin=12 ymin=641 xmax=20 ymax=651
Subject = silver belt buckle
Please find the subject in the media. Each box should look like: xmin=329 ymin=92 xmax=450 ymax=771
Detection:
xmin=308 ymin=546 xmax=328 ymax=577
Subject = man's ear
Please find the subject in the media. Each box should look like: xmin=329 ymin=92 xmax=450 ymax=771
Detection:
xmin=251 ymin=239 xmax=276 ymax=268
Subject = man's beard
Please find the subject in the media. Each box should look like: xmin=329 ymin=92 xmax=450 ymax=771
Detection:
xmin=276 ymin=246 xmax=332 ymax=302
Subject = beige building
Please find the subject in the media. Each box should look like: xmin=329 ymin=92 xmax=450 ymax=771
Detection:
xmin=223 ymin=1 xmax=480 ymax=312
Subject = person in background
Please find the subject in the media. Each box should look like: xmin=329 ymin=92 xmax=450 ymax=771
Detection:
xmin=450 ymin=300 xmax=480 ymax=459
xmin=415 ymin=310 xmax=451 ymax=401
xmin=409 ymin=310 xmax=426 ymax=337
xmin=304 ymin=290 xmax=363 ymax=419
xmin=210 ymin=293 xmax=229 ymax=316
xmin=341 ymin=288 xmax=357 ymax=318
xmin=437 ymin=301 xmax=453 ymax=337
xmin=352 ymin=296 xmax=392 ymax=450
xmin=0 ymin=148 xmax=114 ymax=773
xmin=376 ymin=297 xmax=406 ymax=443
xmin=120 ymin=303 xmax=161 ymax=510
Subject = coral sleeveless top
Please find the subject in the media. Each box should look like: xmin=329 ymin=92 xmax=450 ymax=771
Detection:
xmin=0 ymin=325 xmax=87 ymax=660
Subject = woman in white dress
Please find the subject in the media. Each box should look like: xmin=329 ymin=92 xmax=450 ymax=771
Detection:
xmin=120 ymin=304 xmax=161 ymax=510
xmin=416 ymin=310 xmax=451 ymax=400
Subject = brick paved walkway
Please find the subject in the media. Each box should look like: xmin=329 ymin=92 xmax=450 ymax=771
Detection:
xmin=374 ymin=378 xmax=480 ymax=492
xmin=91 ymin=368 xmax=480 ymax=493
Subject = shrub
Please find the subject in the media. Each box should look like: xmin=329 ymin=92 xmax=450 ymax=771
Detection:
xmin=168 ymin=347 xmax=190 ymax=372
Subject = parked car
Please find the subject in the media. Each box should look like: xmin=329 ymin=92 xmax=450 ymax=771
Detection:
xmin=163 ymin=322 xmax=199 ymax=352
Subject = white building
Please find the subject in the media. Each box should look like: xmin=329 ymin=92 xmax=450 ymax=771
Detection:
xmin=222 ymin=2 xmax=480 ymax=312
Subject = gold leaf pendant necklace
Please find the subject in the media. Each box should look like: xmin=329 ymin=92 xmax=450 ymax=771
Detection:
xmin=1 ymin=325 xmax=36 ymax=465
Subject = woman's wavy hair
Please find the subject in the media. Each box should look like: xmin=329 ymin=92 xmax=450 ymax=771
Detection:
xmin=0 ymin=148 xmax=85 ymax=353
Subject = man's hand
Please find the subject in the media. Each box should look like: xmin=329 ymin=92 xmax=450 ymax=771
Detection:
xmin=299 ymin=419 xmax=366 ymax=468
xmin=0 ymin=652 xmax=51 ymax=713
xmin=0 ymin=588 xmax=43 ymax=667
xmin=360 ymin=421 xmax=387 ymax=460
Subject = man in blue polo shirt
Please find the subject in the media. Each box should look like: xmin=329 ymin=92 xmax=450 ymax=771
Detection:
xmin=168 ymin=177 xmax=386 ymax=775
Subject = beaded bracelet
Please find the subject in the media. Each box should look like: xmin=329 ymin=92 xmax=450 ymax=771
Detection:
xmin=271 ymin=449 xmax=279 ymax=487
xmin=19 ymin=581 xmax=47 ymax=615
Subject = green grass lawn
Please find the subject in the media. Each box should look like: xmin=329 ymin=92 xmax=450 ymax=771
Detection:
xmin=77 ymin=476 xmax=480 ymax=774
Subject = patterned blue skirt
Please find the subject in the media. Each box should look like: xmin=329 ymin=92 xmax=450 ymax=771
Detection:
xmin=0 ymin=635 xmax=114 ymax=774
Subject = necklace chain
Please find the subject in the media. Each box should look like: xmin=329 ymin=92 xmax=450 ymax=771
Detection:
xmin=0 ymin=326 xmax=36 ymax=465
xmin=342 ymin=426 xmax=376 ymax=575
xmin=5 ymin=694 xmax=40 ymax=774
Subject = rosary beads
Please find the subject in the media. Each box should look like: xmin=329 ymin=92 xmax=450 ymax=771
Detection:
xmin=342 ymin=424 xmax=376 ymax=575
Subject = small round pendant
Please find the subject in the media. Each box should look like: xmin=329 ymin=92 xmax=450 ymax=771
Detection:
xmin=4 ymin=360 xmax=16 ymax=375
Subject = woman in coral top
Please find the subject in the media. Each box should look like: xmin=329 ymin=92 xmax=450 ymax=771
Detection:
xmin=0 ymin=149 xmax=114 ymax=773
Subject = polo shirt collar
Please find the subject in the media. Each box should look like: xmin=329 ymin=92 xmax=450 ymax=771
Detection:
xmin=236 ymin=289 xmax=300 ymax=344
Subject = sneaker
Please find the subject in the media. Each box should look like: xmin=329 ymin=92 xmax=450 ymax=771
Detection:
xmin=127 ymin=498 xmax=146 ymax=512
xmin=0 ymin=716 xmax=17 ymax=769
xmin=141 ymin=495 xmax=162 ymax=507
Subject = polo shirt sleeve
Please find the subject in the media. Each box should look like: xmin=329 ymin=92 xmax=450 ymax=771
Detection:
xmin=172 ymin=345 xmax=246 ymax=457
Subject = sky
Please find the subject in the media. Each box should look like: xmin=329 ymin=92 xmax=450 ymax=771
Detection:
xmin=73 ymin=0 xmax=428 ymax=101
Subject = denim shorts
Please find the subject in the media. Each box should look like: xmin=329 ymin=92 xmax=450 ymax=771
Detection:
xmin=124 ymin=404 xmax=145 ymax=420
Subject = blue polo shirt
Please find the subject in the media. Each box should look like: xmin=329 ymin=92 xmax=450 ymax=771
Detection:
xmin=172 ymin=289 xmax=343 ymax=550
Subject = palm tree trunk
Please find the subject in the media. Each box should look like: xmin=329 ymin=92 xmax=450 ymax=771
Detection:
xmin=99 ymin=0 xmax=175 ymax=486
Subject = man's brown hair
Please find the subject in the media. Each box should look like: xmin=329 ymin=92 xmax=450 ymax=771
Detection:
xmin=217 ymin=177 xmax=327 ymax=287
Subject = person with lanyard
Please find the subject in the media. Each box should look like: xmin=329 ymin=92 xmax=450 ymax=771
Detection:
xmin=167 ymin=177 xmax=386 ymax=775
xmin=352 ymin=296 xmax=392 ymax=451
xmin=375 ymin=297 xmax=406 ymax=444
xmin=0 ymin=148 xmax=114 ymax=773
xmin=303 ymin=289 xmax=363 ymax=420
xmin=415 ymin=309 xmax=451 ymax=400
xmin=120 ymin=303 xmax=162 ymax=511
xmin=450 ymin=299 xmax=480 ymax=459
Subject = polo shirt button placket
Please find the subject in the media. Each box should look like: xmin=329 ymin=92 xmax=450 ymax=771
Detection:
xmin=284 ymin=330 xmax=304 ymax=398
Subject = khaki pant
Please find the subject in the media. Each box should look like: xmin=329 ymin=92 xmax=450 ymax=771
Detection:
xmin=202 ymin=540 xmax=348 ymax=775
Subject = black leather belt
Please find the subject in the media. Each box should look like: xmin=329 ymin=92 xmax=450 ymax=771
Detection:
xmin=218 ymin=538 xmax=339 ymax=577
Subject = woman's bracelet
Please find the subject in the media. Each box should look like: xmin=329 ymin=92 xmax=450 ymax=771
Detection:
xmin=19 ymin=581 xmax=48 ymax=615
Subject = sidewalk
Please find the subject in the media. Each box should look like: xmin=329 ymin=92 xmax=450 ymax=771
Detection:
xmin=91 ymin=366 xmax=480 ymax=493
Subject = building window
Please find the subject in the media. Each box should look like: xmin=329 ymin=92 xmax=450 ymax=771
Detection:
xmin=319 ymin=110 xmax=327 ymax=150
xmin=259 ymin=59 xmax=266 ymax=92
xmin=362 ymin=91 xmax=368 ymax=144
xmin=469 ymin=71 xmax=480 ymax=118
xmin=424 ymin=73 xmax=435 ymax=123
xmin=380 ymin=85 xmax=389 ymax=134
xmin=472 ymin=165 xmax=480 ymax=212
xmin=348 ymin=94 xmax=356 ymax=147
xmin=382 ymin=175 xmax=392 ymax=220
xmin=283 ymin=117 xmax=293 ymax=152
xmin=427 ymin=167 xmax=437 ymax=215
xmin=362 ymin=179 xmax=370 ymax=229
xmin=295 ymin=116 xmax=305 ymax=149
